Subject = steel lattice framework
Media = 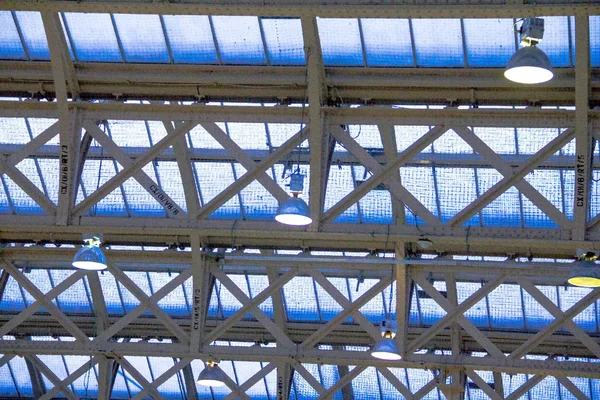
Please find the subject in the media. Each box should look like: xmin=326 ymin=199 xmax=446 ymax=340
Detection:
xmin=0 ymin=1 xmax=599 ymax=399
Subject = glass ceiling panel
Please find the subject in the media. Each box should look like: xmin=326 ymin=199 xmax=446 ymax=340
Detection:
xmin=412 ymin=18 xmax=464 ymax=67
xmin=13 ymin=11 xmax=49 ymax=60
xmin=261 ymin=18 xmax=305 ymax=65
xmin=463 ymin=18 xmax=515 ymax=67
xmin=211 ymin=16 xmax=267 ymax=65
xmin=317 ymin=18 xmax=364 ymax=66
xmin=0 ymin=12 xmax=26 ymax=60
xmin=63 ymin=13 xmax=122 ymax=62
xmin=591 ymin=16 xmax=600 ymax=67
xmin=536 ymin=16 xmax=572 ymax=67
xmin=113 ymin=14 xmax=170 ymax=63
xmin=360 ymin=18 xmax=413 ymax=67
xmin=162 ymin=15 xmax=218 ymax=64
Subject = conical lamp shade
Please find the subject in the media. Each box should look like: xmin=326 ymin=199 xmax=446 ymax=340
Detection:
xmin=371 ymin=337 xmax=401 ymax=360
xmin=197 ymin=364 xmax=226 ymax=387
xmin=568 ymin=259 xmax=600 ymax=288
xmin=275 ymin=196 xmax=312 ymax=226
xmin=72 ymin=246 xmax=107 ymax=271
xmin=505 ymin=46 xmax=553 ymax=84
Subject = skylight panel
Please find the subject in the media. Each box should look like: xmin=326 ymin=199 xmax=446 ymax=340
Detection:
xmin=536 ymin=16 xmax=572 ymax=67
xmin=155 ymin=161 xmax=188 ymax=213
xmin=358 ymin=187 xmax=394 ymax=225
xmin=36 ymin=158 xmax=59 ymax=205
xmin=227 ymin=122 xmax=269 ymax=150
xmin=436 ymin=167 xmax=477 ymax=224
xmin=235 ymin=165 xmax=279 ymax=221
xmin=0 ymin=12 xmax=26 ymax=60
xmin=7 ymin=357 xmax=34 ymax=397
xmin=591 ymin=16 xmax=600 ymax=67
xmin=431 ymin=129 xmax=473 ymax=154
xmin=261 ymin=18 xmax=305 ymax=65
xmin=487 ymin=284 xmax=525 ymax=329
xmin=0 ymin=118 xmax=31 ymax=145
xmin=317 ymin=18 xmax=364 ymax=66
xmin=283 ymin=276 xmax=319 ymax=321
xmin=395 ymin=125 xmax=433 ymax=153
xmin=399 ymin=167 xmax=438 ymax=220
xmin=463 ymin=19 xmax=515 ymax=67
xmin=524 ymin=169 xmax=564 ymax=214
xmin=473 ymin=127 xmax=517 ymax=155
xmin=150 ymin=272 xmax=189 ymax=317
xmin=162 ymin=15 xmax=218 ymax=64
xmin=360 ymin=18 xmax=413 ymax=67
xmin=113 ymin=14 xmax=170 ymax=63
xmin=477 ymin=168 xmax=521 ymax=227
xmin=78 ymin=160 xmax=128 ymax=217
xmin=120 ymin=165 xmax=166 ymax=217
xmin=522 ymin=195 xmax=558 ymax=228
xmin=195 ymin=162 xmax=241 ymax=219
xmin=13 ymin=12 xmax=50 ymax=60
xmin=2 ymin=175 xmax=43 ymax=215
xmin=559 ymin=286 xmax=597 ymax=332
xmin=51 ymin=270 xmax=92 ymax=314
xmin=63 ymin=13 xmax=122 ymax=62
xmin=0 ymin=362 xmax=17 ymax=397
xmin=522 ymin=285 xmax=557 ymax=331
xmin=211 ymin=16 xmax=267 ymax=65
xmin=350 ymin=367 xmax=379 ymax=400
xmin=411 ymin=18 xmax=464 ymax=67
xmin=324 ymin=165 xmax=360 ymax=223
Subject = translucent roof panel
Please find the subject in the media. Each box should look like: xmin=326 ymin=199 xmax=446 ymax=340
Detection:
xmin=13 ymin=12 xmax=49 ymax=60
xmin=62 ymin=13 xmax=122 ymax=62
xmin=112 ymin=14 xmax=170 ymax=63
xmin=412 ymin=18 xmax=464 ymax=67
xmin=360 ymin=18 xmax=413 ymax=67
xmin=261 ymin=18 xmax=305 ymax=65
xmin=0 ymin=12 xmax=26 ymax=60
xmin=591 ymin=16 xmax=600 ymax=67
xmin=536 ymin=16 xmax=572 ymax=67
xmin=463 ymin=18 xmax=515 ymax=67
xmin=211 ymin=16 xmax=267 ymax=65
xmin=317 ymin=18 xmax=364 ymax=66
xmin=162 ymin=15 xmax=218 ymax=64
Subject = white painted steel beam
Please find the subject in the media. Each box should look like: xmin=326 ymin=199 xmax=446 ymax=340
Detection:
xmin=0 ymin=99 xmax=581 ymax=127
xmin=573 ymin=14 xmax=592 ymax=241
xmin=2 ymin=0 xmax=600 ymax=19
xmin=302 ymin=16 xmax=328 ymax=231
xmin=1 ymin=338 xmax=599 ymax=377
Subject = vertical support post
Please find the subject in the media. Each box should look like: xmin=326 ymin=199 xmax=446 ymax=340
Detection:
xmin=395 ymin=244 xmax=410 ymax=356
xmin=445 ymin=272 xmax=465 ymax=400
xmin=333 ymin=346 xmax=355 ymax=400
xmin=87 ymin=272 xmax=109 ymax=334
xmin=42 ymin=12 xmax=81 ymax=225
xmin=573 ymin=13 xmax=591 ymax=241
xmin=301 ymin=17 xmax=328 ymax=231
xmin=380 ymin=122 xmax=406 ymax=225
xmin=190 ymin=235 xmax=213 ymax=355
xmin=264 ymin=249 xmax=293 ymax=400
xmin=97 ymin=355 xmax=112 ymax=400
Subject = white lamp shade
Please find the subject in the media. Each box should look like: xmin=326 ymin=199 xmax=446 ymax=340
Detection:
xmin=504 ymin=46 xmax=553 ymax=84
xmin=275 ymin=196 xmax=312 ymax=226
xmin=371 ymin=337 xmax=402 ymax=360
xmin=197 ymin=364 xmax=226 ymax=387
xmin=568 ymin=259 xmax=600 ymax=288
xmin=72 ymin=246 xmax=107 ymax=271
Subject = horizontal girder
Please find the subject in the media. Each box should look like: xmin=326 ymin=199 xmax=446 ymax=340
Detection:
xmin=1 ymin=0 xmax=600 ymax=19
xmin=0 ymin=62 xmax=595 ymax=106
